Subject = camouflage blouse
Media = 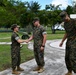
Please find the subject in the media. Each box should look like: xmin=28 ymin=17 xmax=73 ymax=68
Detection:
xmin=64 ymin=19 xmax=76 ymax=46
xmin=64 ymin=19 xmax=76 ymax=39
xmin=33 ymin=25 xmax=46 ymax=47
xmin=11 ymin=32 xmax=20 ymax=47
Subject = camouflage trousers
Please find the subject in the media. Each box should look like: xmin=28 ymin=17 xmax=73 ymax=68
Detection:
xmin=34 ymin=46 xmax=45 ymax=67
xmin=11 ymin=46 xmax=21 ymax=70
xmin=65 ymin=42 xmax=76 ymax=73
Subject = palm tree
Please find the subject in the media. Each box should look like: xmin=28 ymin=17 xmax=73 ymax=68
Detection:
xmin=55 ymin=4 xmax=62 ymax=10
xmin=27 ymin=1 xmax=41 ymax=15
xmin=45 ymin=4 xmax=61 ymax=11
xmin=66 ymin=5 xmax=73 ymax=15
xmin=45 ymin=5 xmax=50 ymax=10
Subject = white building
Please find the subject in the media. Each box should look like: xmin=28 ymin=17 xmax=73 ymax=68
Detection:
xmin=70 ymin=14 xmax=76 ymax=19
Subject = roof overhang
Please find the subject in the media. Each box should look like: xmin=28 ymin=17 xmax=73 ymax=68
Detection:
xmin=70 ymin=14 xmax=76 ymax=19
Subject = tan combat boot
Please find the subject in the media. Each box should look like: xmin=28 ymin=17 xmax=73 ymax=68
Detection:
xmin=65 ymin=72 xmax=72 ymax=75
xmin=38 ymin=67 xmax=44 ymax=73
xmin=33 ymin=66 xmax=40 ymax=71
xmin=12 ymin=70 xmax=20 ymax=74
xmin=17 ymin=67 xmax=24 ymax=71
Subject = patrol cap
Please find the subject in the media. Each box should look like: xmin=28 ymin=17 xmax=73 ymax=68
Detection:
xmin=32 ymin=17 xmax=40 ymax=23
xmin=59 ymin=11 xmax=67 ymax=20
xmin=11 ymin=24 xmax=20 ymax=30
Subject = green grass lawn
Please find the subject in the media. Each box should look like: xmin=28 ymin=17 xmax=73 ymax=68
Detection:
xmin=0 ymin=44 xmax=34 ymax=71
xmin=0 ymin=30 xmax=65 ymax=42
xmin=0 ymin=32 xmax=11 ymax=38
xmin=47 ymin=34 xmax=64 ymax=40
xmin=47 ymin=30 xmax=65 ymax=40
xmin=0 ymin=32 xmax=23 ymax=42
xmin=0 ymin=32 xmax=11 ymax=42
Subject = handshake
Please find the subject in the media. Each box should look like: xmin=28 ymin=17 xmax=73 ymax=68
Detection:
xmin=20 ymin=39 xmax=30 ymax=48
xmin=17 ymin=38 xmax=30 ymax=44
xmin=24 ymin=39 xmax=30 ymax=43
xmin=22 ymin=36 xmax=33 ymax=43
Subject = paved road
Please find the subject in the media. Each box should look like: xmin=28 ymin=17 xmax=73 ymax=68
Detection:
xmin=0 ymin=40 xmax=75 ymax=75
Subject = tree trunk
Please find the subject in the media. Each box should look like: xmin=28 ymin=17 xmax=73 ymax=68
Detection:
xmin=51 ymin=25 xmax=56 ymax=34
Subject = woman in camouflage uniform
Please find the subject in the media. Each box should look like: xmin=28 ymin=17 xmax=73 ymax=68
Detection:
xmin=11 ymin=24 xmax=27 ymax=74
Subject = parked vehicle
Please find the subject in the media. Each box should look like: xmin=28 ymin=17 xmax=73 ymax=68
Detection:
xmin=53 ymin=23 xmax=65 ymax=30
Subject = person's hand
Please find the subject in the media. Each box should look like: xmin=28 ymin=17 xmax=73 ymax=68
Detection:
xmin=40 ymin=46 xmax=44 ymax=51
xmin=24 ymin=40 xmax=29 ymax=43
xmin=59 ymin=42 xmax=63 ymax=47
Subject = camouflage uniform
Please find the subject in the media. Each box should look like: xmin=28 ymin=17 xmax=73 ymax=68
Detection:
xmin=33 ymin=25 xmax=46 ymax=67
xmin=11 ymin=32 xmax=20 ymax=70
xmin=64 ymin=19 xmax=76 ymax=73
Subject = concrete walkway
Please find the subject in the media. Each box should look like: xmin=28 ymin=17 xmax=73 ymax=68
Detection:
xmin=50 ymin=39 xmax=66 ymax=49
xmin=0 ymin=40 xmax=75 ymax=75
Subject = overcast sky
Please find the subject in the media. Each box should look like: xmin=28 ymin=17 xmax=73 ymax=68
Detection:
xmin=21 ymin=0 xmax=74 ymax=9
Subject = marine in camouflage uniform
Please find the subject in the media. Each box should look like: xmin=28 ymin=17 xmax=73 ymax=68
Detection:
xmin=27 ymin=17 xmax=47 ymax=73
xmin=11 ymin=31 xmax=20 ymax=70
xmin=64 ymin=19 xmax=76 ymax=73
xmin=11 ymin=24 xmax=26 ymax=74
xmin=60 ymin=11 xmax=76 ymax=75
xmin=33 ymin=25 xmax=46 ymax=67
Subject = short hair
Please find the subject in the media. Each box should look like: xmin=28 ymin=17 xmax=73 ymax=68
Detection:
xmin=59 ymin=11 xmax=67 ymax=18
xmin=32 ymin=17 xmax=40 ymax=23
xmin=11 ymin=24 xmax=20 ymax=30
